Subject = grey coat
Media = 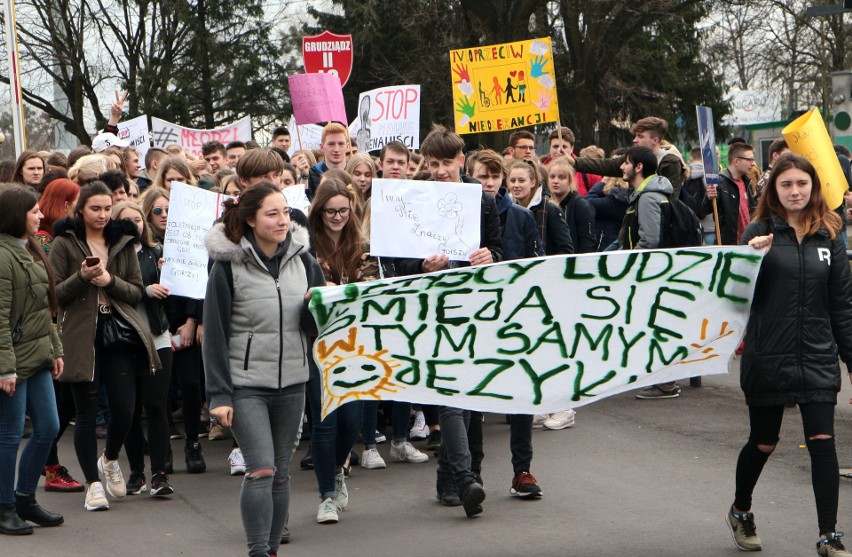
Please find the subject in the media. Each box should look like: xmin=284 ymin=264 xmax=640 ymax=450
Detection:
xmin=202 ymin=222 xmax=325 ymax=410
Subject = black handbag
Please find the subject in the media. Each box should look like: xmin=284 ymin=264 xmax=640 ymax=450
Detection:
xmin=99 ymin=303 xmax=143 ymax=349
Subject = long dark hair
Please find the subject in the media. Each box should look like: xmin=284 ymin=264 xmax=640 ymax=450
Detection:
xmin=753 ymin=153 xmax=841 ymax=239
xmin=0 ymin=187 xmax=58 ymax=314
xmin=73 ymin=181 xmax=114 ymax=235
xmin=308 ymin=178 xmax=363 ymax=284
xmin=221 ymin=181 xmax=284 ymax=244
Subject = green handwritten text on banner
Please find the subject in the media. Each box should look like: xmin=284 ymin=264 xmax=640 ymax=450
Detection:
xmin=309 ymin=247 xmax=763 ymax=418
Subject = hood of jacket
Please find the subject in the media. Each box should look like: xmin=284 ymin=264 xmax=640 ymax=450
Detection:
xmin=495 ymin=187 xmax=514 ymax=215
xmin=205 ymin=221 xmax=310 ymax=264
xmin=53 ymin=216 xmax=140 ymax=248
xmin=633 ymin=174 xmax=673 ymax=198
xmin=513 ymin=183 xmax=544 ymax=209
xmin=689 ymin=162 xmax=705 ymax=180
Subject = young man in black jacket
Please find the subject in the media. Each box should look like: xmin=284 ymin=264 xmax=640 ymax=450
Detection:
xmin=704 ymin=142 xmax=757 ymax=246
xmin=395 ymin=125 xmax=501 ymax=518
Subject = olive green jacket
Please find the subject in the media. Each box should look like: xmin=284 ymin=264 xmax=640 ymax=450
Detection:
xmin=49 ymin=218 xmax=161 ymax=382
xmin=0 ymin=234 xmax=63 ymax=381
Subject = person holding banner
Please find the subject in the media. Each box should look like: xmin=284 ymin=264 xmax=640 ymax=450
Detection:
xmin=396 ymin=124 xmax=503 ymax=518
xmin=203 ymin=181 xmax=324 ymax=557
xmin=729 ymin=154 xmax=852 ymax=556
xmin=49 ymin=182 xmax=161 ymax=512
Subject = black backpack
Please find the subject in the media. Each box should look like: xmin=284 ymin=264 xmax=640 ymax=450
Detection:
xmin=659 ymin=194 xmax=703 ymax=248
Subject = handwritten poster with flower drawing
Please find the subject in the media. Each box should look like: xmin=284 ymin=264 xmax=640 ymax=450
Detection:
xmin=369 ymin=178 xmax=481 ymax=261
xmin=450 ymin=37 xmax=560 ymax=135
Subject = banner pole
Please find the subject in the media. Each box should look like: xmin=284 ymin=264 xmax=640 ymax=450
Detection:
xmin=3 ymin=0 xmax=26 ymax=156
xmin=712 ymin=198 xmax=721 ymax=246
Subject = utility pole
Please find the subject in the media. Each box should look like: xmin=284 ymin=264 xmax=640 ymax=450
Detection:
xmin=2 ymin=0 xmax=26 ymax=157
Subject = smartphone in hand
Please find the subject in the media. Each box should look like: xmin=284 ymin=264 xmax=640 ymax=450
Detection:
xmin=85 ymin=256 xmax=101 ymax=267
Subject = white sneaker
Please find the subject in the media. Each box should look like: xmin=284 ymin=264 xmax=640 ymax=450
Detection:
xmin=228 ymin=448 xmax=246 ymax=475
xmin=84 ymin=481 xmax=109 ymax=511
xmin=334 ymin=470 xmax=348 ymax=510
xmin=98 ymin=454 xmax=126 ymax=498
xmin=390 ymin=440 xmax=429 ymax=463
xmin=532 ymin=414 xmax=548 ymax=429
xmin=409 ymin=411 xmax=429 ymax=440
xmin=543 ymin=409 xmax=576 ymax=430
xmin=317 ymin=497 xmax=339 ymax=524
xmin=374 ymin=430 xmax=387 ymax=444
xmin=360 ymin=448 xmax=387 ymax=469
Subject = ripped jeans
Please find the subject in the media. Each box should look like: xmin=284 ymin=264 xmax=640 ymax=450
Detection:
xmin=231 ymin=386 xmax=305 ymax=557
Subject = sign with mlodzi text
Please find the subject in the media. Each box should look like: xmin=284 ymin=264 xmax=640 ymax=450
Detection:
xmin=310 ymin=247 xmax=763 ymax=418
xmin=117 ymin=115 xmax=150 ymax=170
xmin=151 ymin=117 xmax=252 ymax=159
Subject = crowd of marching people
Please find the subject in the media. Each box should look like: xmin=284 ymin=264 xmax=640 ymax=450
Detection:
xmin=2 ymin=89 xmax=852 ymax=557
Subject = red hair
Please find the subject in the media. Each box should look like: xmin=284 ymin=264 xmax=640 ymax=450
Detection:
xmin=39 ymin=179 xmax=80 ymax=234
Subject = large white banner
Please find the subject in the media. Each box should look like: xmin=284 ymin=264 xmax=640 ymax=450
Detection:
xmin=369 ymin=178 xmax=482 ymax=261
xmin=151 ymin=116 xmax=252 ymax=158
xmin=310 ymin=247 xmax=764 ymax=418
xmin=117 ymin=115 xmax=150 ymax=170
xmin=160 ymin=182 xmax=229 ymax=299
xmin=723 ymin=90 xmax=783 ymax=126
xmin=349 ymin=85 xmax=421 ymax=153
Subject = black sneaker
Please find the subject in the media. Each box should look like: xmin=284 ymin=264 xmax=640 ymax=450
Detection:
xmin=426 ymin=430 xmax=442 ymax=451
xmin=126 ymin=473 xmax=147 ymax=495
xmin=185 ymin=442 xmax=206 ymax=474
xmin=438 ymin=489 xmax=461 ymax=506
xmin=817 ymin=532 xmax=852 ymax=556
xmin=461 ymin=482 xmax=485 ymax=517
xmin=150 ymin=473 xmax=174 ymax=497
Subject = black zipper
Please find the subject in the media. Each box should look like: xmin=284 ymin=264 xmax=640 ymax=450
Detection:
xmin=243 ymin=332 xmax=254 ymax=370
xmin=797 ymin=234 xmax=805 ymax=393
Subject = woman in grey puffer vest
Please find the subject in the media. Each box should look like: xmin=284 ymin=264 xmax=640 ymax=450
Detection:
xmin=203 ymin=182 xmax=325 ymax=557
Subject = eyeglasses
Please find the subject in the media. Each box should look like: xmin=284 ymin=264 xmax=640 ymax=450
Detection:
xmin=152 ymin=207 xmax=169 ymax=215
xmin=323 ymin=207 xmax=350 ymax=218
xmin=515 ymin=144 xmax=536 ymax=151
xmin=737 ymin=157 xmax=756 ymax=163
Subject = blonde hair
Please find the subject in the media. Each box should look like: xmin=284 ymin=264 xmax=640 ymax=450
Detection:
xmin=68 ymin=154 xmax=115 ymax=185
xmin=112 ymin=201 xmax=155 ymax=247
xmin=548 ymin=157 xmax=578 ymax=196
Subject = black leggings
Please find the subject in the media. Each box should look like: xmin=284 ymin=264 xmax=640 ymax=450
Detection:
xmin=125 ymin=348 xmax=173 ymax=475
xmin=45 ymin=380 xmax=76 ymax=467
xmin=70 ymin=329 xmax=142 ymax=484
xmin=734 ymin=402 xmax=838 ymax=535
xmin=172 ymin=345 xmax=203 ymax=442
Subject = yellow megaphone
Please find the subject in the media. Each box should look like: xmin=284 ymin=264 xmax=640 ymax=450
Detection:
xmin=782 ymin=108 xmax=848 ymax=210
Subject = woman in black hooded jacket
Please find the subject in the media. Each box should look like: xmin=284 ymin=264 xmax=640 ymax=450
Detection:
xmin=727 ymin=154 xmax=852 ymax=556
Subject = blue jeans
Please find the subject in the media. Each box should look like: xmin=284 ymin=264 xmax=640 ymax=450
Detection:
xmin=0 ymin=369 xmax=59 ymax=504
xmin=361 ymin=401 xmax=412 ymax=445
xmin=306 ymin=354 xmax=363 ymax=500
xmin=231 ymin=387 xmax=304 ymax=557
xmin=703 ymin=232 xmax=717 ymax=246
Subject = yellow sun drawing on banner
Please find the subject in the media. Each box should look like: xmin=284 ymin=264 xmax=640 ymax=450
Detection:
xmin=317 ymin=328 xmax=401 ymax=417
xmin=678 ymin=318 xmax=735 ymax=365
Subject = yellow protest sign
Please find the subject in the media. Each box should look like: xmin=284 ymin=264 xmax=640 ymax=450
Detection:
xmin=782 ymin=108 xmax=847 ymax=210
xmin=450 ymin=37 xmax=560 ymax=135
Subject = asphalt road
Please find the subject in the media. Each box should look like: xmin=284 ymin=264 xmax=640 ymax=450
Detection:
xmin=6 ymin=359 xmax=852 ymax=557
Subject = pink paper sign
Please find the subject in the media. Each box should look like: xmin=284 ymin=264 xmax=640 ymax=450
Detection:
xmin=288 ymin=73 xmax=348 ymax=125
